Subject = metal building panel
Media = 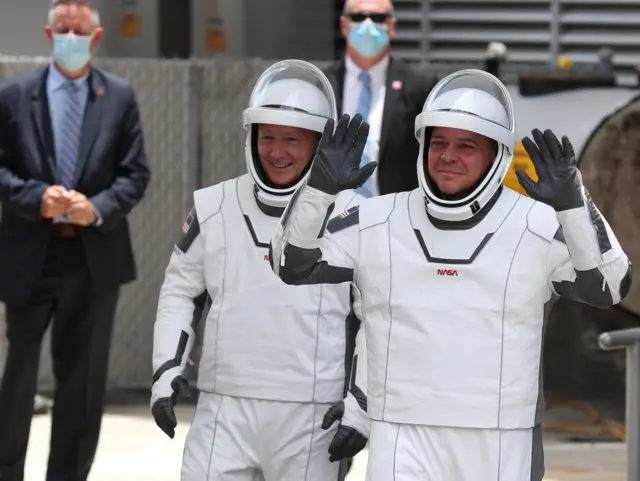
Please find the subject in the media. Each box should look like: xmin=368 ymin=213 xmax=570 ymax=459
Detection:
xmin=559 ymin=0 xmax=640 ymax=85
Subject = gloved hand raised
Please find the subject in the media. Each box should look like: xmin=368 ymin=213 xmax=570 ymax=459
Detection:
xmin=321 ymin=387 xmax=369 ymax=462
xmin=308 ymin=113 xmax=376 ymax=195
xmin=151 ymin=374 xmax=192 ymax=439
xmin=516 ymin=128 xmax=584 ymax=212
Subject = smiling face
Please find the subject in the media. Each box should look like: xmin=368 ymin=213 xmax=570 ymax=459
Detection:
xmin=427 ymin=127 xmax=497 ymax=195
xmin=256 ymin=124 xmax=320 ymax=186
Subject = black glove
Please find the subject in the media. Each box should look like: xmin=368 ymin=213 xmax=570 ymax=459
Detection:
xmin=307 ymin=113 xmax=376 ymax=195
xmin=321 ymin=388 xmax=369 ymax=462
xmin=151 ymin=375 xmax=192 ymax=439
xmin=516 ymin=128 xmax=584 ymax=211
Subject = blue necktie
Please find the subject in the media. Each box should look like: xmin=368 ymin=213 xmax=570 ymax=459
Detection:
xmin=355 ymin=71 xmax=374 ymax=198
xmin=59 ymin=81 xmax=82 ymax=189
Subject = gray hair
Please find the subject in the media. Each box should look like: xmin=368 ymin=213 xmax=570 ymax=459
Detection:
xmin=343 ymin=0 xmax=395 ymax=16
xmin=48 ymin=2 xmax=101 ymax=28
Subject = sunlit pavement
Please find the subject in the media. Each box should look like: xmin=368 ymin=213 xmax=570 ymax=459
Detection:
xmin=24 ymin=405 xmax=626 ymax=481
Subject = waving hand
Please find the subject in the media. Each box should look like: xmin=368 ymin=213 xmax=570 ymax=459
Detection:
xmin=516 ymin=129 xmax=584 ymax=211
xmin=308 ymin=114 xmax=375 ymax=195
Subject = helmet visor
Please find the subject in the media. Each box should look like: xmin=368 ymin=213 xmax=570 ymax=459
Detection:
xmin=244 ymin=59 xmax=337 ymax=133
xmin=415 ymin=69 xmax=515 ymax=152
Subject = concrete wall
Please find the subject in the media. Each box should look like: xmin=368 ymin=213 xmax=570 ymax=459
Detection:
xmin=0 ymin=0 xmax=335 ymax=60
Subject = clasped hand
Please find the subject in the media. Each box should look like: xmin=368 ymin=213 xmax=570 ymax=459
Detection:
xmin=41 ymin=185 xmax=97 ymax=226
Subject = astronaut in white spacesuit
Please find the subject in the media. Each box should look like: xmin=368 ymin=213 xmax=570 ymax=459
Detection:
xmin=150 ymin=59 xmax=370 ymax=481
xmin=270 ymin=69 xmax=632 ymax=481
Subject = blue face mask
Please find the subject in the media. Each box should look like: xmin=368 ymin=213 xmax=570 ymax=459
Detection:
xmin=52 ymin=33 xmax=93 ymax=72
xmin=349 ymin=22 xmax=389 ymax=57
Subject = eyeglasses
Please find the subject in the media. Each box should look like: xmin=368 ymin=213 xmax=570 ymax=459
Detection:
xmin=347 ymin=12 xmax=391 ymax=23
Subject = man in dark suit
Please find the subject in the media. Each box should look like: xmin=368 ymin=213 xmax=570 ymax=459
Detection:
xmin=324 ymin=0 xmax=437 ymax=196
xmin=0 ymin=1 xmax=150 ymax=480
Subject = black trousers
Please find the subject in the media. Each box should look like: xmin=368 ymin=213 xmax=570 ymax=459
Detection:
xmin=0 ymin=237 xmax=120 ymax=481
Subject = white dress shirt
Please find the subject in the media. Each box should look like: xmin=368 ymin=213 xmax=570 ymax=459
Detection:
xmin=342 ymin=55 xmax=389 ymax=197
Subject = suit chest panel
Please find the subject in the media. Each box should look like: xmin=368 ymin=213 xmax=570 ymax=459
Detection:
xmin=216 ymin=178 xmax=329 ymax=309
xmin=15 ymin=111 xmax=52 ymax=181
xmin=359 ymin=192 xmax=549 ymax=329
xmin=219 ymin=184 xmax=279 ymax=292
xmin=212 ymin=179 xmax=346 ymax=340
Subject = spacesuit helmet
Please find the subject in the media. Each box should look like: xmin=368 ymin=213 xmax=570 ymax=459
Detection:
xmin=414 ymin=69 xmax=516 ymax=223
xmin=243 ymin=59 xmax=338 ymax=209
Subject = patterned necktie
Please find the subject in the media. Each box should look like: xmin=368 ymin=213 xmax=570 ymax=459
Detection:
xmin=59 ymin=81 xmax=82 ymax=189
xmin=355 ymin=70 xmax=374 ymax=198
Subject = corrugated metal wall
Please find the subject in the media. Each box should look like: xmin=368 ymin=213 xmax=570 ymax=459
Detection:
xmin=369 ymin=0 xmax=640 ymax=85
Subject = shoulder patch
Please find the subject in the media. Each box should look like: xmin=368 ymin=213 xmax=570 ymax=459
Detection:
xmin=182 ymin=211 xmax=195 ymax=233
xmin=327 ymin=205 xmax=359 ymax=234
xmin=526 ymin=201 xmax=559 ymax=243
xmin=175 ymin=207 xmax=200 ymax=254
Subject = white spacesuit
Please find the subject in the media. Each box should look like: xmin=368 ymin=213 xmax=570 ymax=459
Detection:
xmin=270 ymin=69 xmax=632 ymax=481
xmin=151 ymin=60 xmax=369 ymax=481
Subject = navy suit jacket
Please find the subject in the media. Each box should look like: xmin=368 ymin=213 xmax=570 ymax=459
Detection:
xmin=323 ymin=56 xmax=437 ymax=195
xmin=0 ymin=65 xmax=151 ymax=305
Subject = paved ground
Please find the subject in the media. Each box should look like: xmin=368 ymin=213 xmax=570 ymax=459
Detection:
xmin=23 ymin=404 xmax=627 ymax=481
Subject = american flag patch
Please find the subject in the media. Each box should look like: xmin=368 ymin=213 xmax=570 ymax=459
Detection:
xmin=326 ymin=205 xmax=359 ymax=234
xmin=182 ymin=213 xmax=193 ymax=233
xmin=338 ymin=206 xmax=358 ymax=219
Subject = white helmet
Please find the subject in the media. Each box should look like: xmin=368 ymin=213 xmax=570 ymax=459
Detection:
xmin=243 ymin=59 xmax=337 ymax=210
xmin=415 ymin=69 xmax=516 ymax=223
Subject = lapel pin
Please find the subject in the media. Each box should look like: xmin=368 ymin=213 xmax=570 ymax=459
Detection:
xmin=392 ymin=80 xmax=402 ymax=90
xmin=96 ymin=88 xmax=104 ymax=96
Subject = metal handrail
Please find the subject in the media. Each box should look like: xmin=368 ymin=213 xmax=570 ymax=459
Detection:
xmin=598 ymin=327 xmax=640 ymax=481
xmin=599 ymin=328 xmax=640 ymax=350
